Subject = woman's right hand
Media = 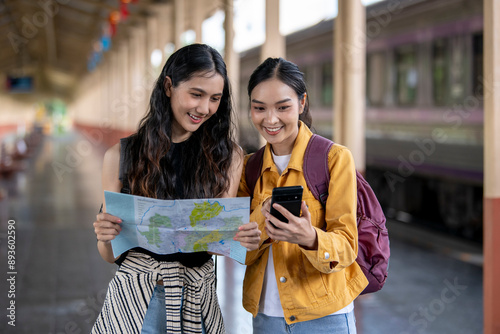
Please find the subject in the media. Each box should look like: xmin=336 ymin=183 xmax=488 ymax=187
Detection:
xmin=94 ymin=213 xmax=122 ymax=243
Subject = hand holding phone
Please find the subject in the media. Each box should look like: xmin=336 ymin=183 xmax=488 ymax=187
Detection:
xmin=269 ymin=186 xmax=303 ymax=227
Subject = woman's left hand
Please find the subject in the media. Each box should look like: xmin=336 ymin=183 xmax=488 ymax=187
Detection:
xmin=234 ymin=222 xmax=262 ymax=251
xmin=265 ymin=201 xmax=318 ymax=250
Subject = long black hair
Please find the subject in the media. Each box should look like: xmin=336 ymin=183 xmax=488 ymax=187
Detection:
xmin=247 ymin=57 xmax=312 ymax=127
xmin=126 ymin=44 xmax=234 ymax=199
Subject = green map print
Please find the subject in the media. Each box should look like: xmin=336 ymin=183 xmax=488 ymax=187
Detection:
xmin=139 ymin=213 xmax=172 ymax=247
xmin=189 ymin=201 xmax=225 ymax=252
xmin=188 ymin=215 xmax=243 ymax=252
xmin=189 ymin=201 xmax=223 ymax=227
xmin=139 ymin=201 xmax=232 ymax=252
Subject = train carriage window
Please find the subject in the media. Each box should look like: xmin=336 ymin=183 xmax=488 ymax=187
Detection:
xmin=367 ymin=52 xmax=386 ymax=106
xmin=448 ymin=36 xmax=466 ymax=104
xmin=301 ymin=65 xmax=318 ymax=109
xmin=321 ymin=62 xmax=333 ymax=106
xmin=395 ymin=45 xmax=418 ymax=106
xmin=302 ymin=66 xmax=309 ymax=85
xmin=433 ymin=36 xmax=468 ymax=106
xmin=302 ymin=66 xmax=313 ymax=106
xmin=472 ymin=33 xmax=483 ymax=100
xmin=432 ymin=39 xmax=448 ymax=106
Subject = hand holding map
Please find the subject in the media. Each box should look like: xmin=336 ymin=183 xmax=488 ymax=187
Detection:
xmin=104 ymin=191 xmax=250 ymax=264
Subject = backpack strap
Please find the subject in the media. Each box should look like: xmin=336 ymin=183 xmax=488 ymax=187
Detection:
xmin=304 ymin=134 xmax=334 ymax=207
xmin=244 ymin=145 xmax=266 ymax=199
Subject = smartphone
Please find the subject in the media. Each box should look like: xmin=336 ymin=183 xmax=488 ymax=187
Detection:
xmin=269 ymin=186 xmax=303 ymax=227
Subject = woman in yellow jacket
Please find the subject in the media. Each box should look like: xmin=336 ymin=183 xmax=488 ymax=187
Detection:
xmin=238 ymin=57 xmax=368 ymax=333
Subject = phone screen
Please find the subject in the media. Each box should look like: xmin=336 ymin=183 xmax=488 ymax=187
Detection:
xmin=269 ymin=186 xmax=303 ymax=225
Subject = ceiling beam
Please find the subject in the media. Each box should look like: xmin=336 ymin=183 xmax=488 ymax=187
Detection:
xmin=77 ymin=0 xmax=156 ymax=12
xmin=56 ymin=5 xmax=102 ymax=22
xmin=44 ymin=5 xmax=57 ymax=66
xmin=0 ymin=0 xmax=169 ymax=95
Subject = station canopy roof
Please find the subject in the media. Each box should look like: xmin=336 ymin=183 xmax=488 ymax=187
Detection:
xmin=0 ymin=0 xmax=220 ymax=97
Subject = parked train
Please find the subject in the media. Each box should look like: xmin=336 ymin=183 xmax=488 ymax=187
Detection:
xmin=237 ymin=0 xmax=484 ymax=242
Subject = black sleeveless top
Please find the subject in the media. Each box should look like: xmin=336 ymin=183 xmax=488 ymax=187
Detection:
xmin=115 ymin=137 xmax=212 ymax=267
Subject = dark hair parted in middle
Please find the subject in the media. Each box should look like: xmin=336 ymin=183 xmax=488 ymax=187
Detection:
xmin=247 ymin=57 xmax=312 ymax=127
xmin=126 ymin=43 xmax=234 ymax=199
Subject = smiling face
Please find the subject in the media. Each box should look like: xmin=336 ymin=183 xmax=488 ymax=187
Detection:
xmin=165 ymin=72 xmax=224 ymax=142
xmin=250 ymin=78 xmax=306 ymax=156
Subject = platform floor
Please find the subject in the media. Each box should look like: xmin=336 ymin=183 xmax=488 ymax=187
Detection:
xmin=0 ymin=132 xmax=483 ymax=334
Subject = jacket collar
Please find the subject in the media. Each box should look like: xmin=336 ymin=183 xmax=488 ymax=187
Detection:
xmin=261 ymin=121 xmax=313 ymax=174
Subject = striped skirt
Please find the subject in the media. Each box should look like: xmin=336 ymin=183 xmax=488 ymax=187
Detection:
xmin=91 ymin=251 xmax=225 ymax=334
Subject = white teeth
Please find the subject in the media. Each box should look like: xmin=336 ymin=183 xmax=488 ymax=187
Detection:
xmin=189 ymin=113 xmax=201 ymax=120
xmin=266 ymin=127 xmax=281 ymax=132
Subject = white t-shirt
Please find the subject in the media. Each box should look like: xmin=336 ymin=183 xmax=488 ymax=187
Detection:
xmin=258 ymin=151 xmax=354 ymax=316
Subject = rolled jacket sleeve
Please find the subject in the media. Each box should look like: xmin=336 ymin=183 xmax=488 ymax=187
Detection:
xmin=299 ymin=146 xmax=358 ymax=273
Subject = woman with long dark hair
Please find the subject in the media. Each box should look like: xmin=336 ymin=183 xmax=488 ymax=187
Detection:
xmin=239 ymin=57 xmax=368 ymax=333
xmin=92 ymin=44 xmax=260 ymax=334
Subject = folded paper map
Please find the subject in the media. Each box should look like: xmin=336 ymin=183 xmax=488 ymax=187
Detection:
xmin=104 ymin=191 xmax=250 ymax=264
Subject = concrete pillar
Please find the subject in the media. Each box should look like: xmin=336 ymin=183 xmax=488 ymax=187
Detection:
xmin=146 ymin=14 xmax=160 ymax=66
xmin=116 ymin=42 xmax=130 ymax=132
xmin=97 ymin=66 xmax=106 ymax=129
xmin=224 ymin=0 xmax=240 ymax=140
xmin=483 ymin=1 xmax=500 ymax=333
xmin=174 ymin=0 xmax=185 ymax=49
xmin=193 ymin=0 xmax=204 ymax=43
xmin=155 ymin=3 xmax=174 ymax=55
xmin=130 ymin=24 xmax=149 ymax=131
xmin=128 ymin=28 xmax=141 ymax=132
xmin=108 ymin=48 xmax=119 ymax=131
xmin=258 ymin=0 xmax=285 ymax=146
xmin=103 ymin=56 xmax=112 ymax=130
xmin=261 ymin=0 xmax=285 ymax=62
xmin=333 ymin=0 xmax=366 ymax=172
xmin=78 ymin=69 xmax=98 ymax=127
xmin=110 ymin=48 xmax=124 ymax=130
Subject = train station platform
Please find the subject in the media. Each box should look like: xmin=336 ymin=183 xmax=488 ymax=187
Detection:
xmin=0 ymin=131 xmax=483 ymax=334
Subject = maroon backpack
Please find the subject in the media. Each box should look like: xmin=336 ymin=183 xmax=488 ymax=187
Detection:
xmin=245 ymin=134 xmax=390 ymax=294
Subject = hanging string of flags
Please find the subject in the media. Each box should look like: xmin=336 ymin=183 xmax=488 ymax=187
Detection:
xmin=88 ymin=0 xmax=139 ymax=72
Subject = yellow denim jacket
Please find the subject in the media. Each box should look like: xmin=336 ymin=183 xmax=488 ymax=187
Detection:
xmin=238 ymin=122 xmax=368 ymax=324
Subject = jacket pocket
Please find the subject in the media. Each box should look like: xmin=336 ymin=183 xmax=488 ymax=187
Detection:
xmin=298 ymin=252 xmax=329 ymax=305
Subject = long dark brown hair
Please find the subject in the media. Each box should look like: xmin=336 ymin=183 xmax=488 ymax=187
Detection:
xmin=125 ymin=44 xmax=234 ymax=199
